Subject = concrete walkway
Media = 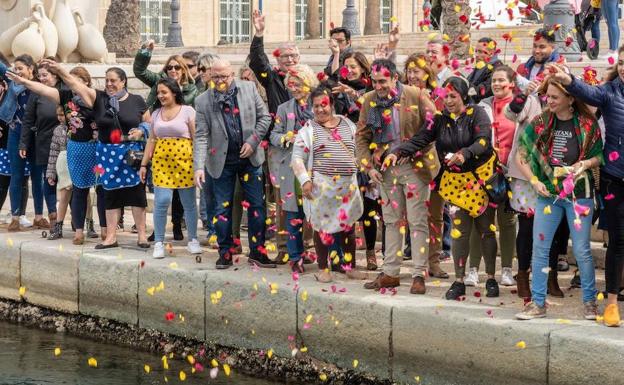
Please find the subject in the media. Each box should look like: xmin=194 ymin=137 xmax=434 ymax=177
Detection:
xmin=0 ymin=221 xmax=622 ymax=384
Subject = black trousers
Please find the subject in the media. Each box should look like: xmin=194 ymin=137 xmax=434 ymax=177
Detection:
xmin=601 ymin=171 xmax=624 ymax=294
xmin=171 ymin=189 xmax=183 ymax=225
xmin=517 ymin=212 xmax=567 ymax=271
xmin=71 ymin=186 xmax=106 ymax=229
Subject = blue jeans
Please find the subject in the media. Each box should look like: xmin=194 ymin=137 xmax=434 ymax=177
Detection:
xmin=202 ymin=171 xmax=216 ymax=235
xmin=213 ymin=160 xmax=265 ymax=257
xmin=285 ymin=206 xmax=305 ymax=262
xmin=602 ymin=0 xmax=620 ymax=51
xmin=153 ymin=186 xmax=198 ymax=242
xmin=532 ymin=197 xmax=597 ymax=306
xmin=8 ymin=129 xmax=56 ymax=216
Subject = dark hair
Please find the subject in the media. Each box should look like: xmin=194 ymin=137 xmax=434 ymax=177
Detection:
xmin=13 ymin=54 xmax=37 ymax=81
xmin=606 ymin=45 xmax=624 ymax=82
xmin=371 ymin=59 xmax=398 ymax=77
xmin=154 ymin=78 xmax=185 ymax=109
xmin=182 ymin=50 xmax=200 ymax=65
xmin=310 ymin=86 xmax=334 ymax=105
xmin=343 ymin=51 xmax=371 ymax=77
xmin=492 ymin=65 xmax=516 ymax=83
xmin=443 ymin=76 xmax=470 ymax=103
xmin=70 ymin=66 xmax=92 ymax=87
xmin=330 ymin=27 xmax=351 ymax=41
xmin=105 ymin=67 xmax=128 ymax=89
xmin=533 ymin=28 xmax=556 ymax=44
xmin=478 ymin=37 xmax=495 ymax=45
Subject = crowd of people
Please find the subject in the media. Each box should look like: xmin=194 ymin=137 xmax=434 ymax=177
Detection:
xmin=0 ymin=8 xmax=623 ymax=327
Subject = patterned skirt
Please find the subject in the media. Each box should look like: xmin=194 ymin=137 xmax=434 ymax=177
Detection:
xmin=0 ymin=148 xmax=30 ymax=176
xmin=96 ymin=142 xmax=142 ymax=190
xmin=67 ymin=140 xmax=97 ymax=188
xmin=152 ymin=137 xmax=194 ymax=188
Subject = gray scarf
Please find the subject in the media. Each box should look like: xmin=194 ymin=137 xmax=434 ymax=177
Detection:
xmin=365 ymin=82 xmax=402 ymax=143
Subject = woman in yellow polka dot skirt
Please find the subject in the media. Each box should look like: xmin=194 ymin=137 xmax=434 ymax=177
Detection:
xmin=139 ymin=78 xmax=201 ymax=259
xmin=384 ymin=76 xmax=497 ymax=300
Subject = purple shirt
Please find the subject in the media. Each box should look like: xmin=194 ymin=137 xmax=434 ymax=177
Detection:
xmin=151 ymin=105 xmax=195 ymax=139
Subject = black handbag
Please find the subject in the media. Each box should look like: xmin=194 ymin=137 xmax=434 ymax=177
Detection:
xmin=125 ymin=149 xmax=144 ymax=170
xmin=471 ymin=156 xmax=510 ymax=205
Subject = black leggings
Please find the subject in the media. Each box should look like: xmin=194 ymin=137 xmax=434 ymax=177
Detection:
xmin=71 ymin=186 xmax=106 ymax=229
xmin=0 ymin=175 xmax=27 ymax=216
xmin=359 ymin=196 xmax=380 ymax=251
xmin=601 ymin=171 xmax=624 ymax=294
xmin=517 ymin=212 xmax=567 ymax=271
xmin=171 ymin=189 xmax=184 ymax=225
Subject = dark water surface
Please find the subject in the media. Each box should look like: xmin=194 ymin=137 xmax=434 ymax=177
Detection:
xmin=0 ymin=321 xmax=283 ymax=385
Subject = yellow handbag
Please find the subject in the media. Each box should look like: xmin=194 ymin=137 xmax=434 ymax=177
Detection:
xmin=438 ymin=154 xmax=497 ymax=218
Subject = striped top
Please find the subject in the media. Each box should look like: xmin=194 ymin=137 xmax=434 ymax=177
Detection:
xmin=312 ymin=118 xmax=357 ymax=177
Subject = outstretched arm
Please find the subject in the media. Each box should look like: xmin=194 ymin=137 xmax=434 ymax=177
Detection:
xmin=39 ymin=59 xmax=96 ymax=107
xmin=5 ymin=71 xmax=60 ymax=104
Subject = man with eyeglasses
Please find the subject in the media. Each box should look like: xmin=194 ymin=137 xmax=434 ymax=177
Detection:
xmin=325 ymin=26 xmax=353 ymax=76
xmin=193 ymin=59 xmax=273 ymax=269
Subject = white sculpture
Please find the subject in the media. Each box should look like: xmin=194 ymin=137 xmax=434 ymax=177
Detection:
xmin=52 ymin=0 xmax=78 ymax=63
xmin=11 ymin=21 xmax=45 ymax=61
xmin=0 ymin=0 xmax=110 ymax=63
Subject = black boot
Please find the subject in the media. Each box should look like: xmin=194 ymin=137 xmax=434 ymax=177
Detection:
xmin=48 ymin=221 xmax=63 ymax=240
xmin=173 ymin=222 xmax=184 ymax=241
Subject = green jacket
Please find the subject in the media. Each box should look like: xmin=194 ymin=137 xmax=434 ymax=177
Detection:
xmin=133 ymin=49 xmax=198 ymax=109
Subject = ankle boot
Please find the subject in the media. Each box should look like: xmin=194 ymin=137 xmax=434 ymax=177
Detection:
xmin=516 ymin=270 xmax=531 ymax=298
xmin=173 ymin=222 xmax=184 ymax=241
xmin=547 ymin=270 xmax=564 ymax=298
xmin=48 ymin=221 xmax=63 ymax=240
xmin=366 ymin=249 xmax=378 ymax=271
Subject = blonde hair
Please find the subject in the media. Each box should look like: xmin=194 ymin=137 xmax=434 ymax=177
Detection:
xmin=283 ymin=64 xmax=319 ymax=90
xmin=161 ymin=54 xmax=192 ymax=85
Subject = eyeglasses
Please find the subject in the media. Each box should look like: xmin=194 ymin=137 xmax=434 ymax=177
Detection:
xmin=166 ymin=65 xmax=182 ymax=71
xmin=198 ymin=66 xmax=210 ymax=73
xmin=334 ymin=38 xmax=347 ymax=43
xmin=187 ymin=64 xmax=196 ymax=69
xmin=212 ymin=74 xmax=231 ymax=81
xmin=279 ymin=54 xmax=299 ymax=60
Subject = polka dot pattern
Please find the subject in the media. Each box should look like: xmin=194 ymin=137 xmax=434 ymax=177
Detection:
xmin=152 ymin=138 xmax=194 ymax=189
xmin=95 ymin=142 xmax=141 ymax=190
xmin=0 ymin=148 xmax=31 ymax=177
xmin=67 ymin=140 xmax=97 ymax=188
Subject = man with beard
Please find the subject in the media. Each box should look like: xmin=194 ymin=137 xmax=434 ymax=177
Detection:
xmin=516 ymin=28 xmax=563 ymax=94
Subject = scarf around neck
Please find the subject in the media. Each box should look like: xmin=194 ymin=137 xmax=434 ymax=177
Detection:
xmin=215 ymin=83 xmax=238 ymax=110
xmin=366 ymin=81 xmax=402 ymax=143
xmin=108 ymin=88 xmax=128 ymax=114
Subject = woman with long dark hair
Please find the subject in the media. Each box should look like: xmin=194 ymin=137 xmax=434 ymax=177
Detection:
xmin=139 ymin=78 xmax=201 ymax=259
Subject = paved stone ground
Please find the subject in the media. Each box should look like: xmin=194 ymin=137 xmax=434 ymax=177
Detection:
xmin=2 ymin=203 xmax=616 ymax=324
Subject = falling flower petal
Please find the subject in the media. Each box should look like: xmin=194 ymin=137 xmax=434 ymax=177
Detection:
xmin=88 ymin=357 xmax=98 ymax=368
xmin=609 ymin=151 xmax=620 ymax=162
xmin=515 ymin=341 xmax=526 ymax=349
xmin=54 ymin=347 xmax=61 ymax=357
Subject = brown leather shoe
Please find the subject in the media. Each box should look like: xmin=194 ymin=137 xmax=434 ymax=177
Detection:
xmin=363 ymin=273 xmax=400 ymax=290
xmin=516 ymin=269 xmax=531 ymax=298
xmin=7 ymin=219 xmax=22 ymax=232
xmin=547 ymin=270 xmax=564 ymax=298
xmin=410 ymin=276 xmax=426 ymax=295
xmin=33 ymin=217 xmax=50 ymax=230
xmin=366 ymin=250 xmax=378 ymax=271
xmin=428 ymin=267 xmax=450 ymax=279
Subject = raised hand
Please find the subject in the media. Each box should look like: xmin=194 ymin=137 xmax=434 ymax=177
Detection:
xmin=141 ymin=39 xmax=155 ymax=51
xmin=388 ymin=23 xmax=400 ymax=50
xmin=329 ymin=38 xmax=340 ymax=55
xmin=373 ymin=43 xmax=390 ymax=60
xmin=545 ymin=63 xmax=572 ymax=86
xmin=252 ymin=10 xmax=266 ymax=37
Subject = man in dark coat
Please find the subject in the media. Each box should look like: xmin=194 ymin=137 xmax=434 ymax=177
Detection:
xmin=467 ymin=37 xmax=502 ymax=103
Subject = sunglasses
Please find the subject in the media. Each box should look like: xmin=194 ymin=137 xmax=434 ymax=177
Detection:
xmin=187 ymin=64 xmax=196 ymax=68
xmin=199 ymin=66 xmax=209 ymax=73
xmin=166 ymin=65 xmax=182 ymax=71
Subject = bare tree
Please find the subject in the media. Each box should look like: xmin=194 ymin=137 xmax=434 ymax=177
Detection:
xmin=305 ymin=0 xmax=321 ymax=39
xmin=103 ymin=0 xmax=141 ymax=57
xmin=364 ymin=0 xmax=381 ymax=35
xmin=441 ymin=0 xmax=471 ymax=59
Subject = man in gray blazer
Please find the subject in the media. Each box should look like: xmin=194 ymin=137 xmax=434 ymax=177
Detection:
xmin=194 ymin=59 xmax=274 ymax=269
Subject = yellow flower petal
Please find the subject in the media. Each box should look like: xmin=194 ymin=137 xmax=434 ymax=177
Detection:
xmin=88 ymin=357 xmax=98 ymax=367
xmin=515 ymin=341 xmax=526 ymax=349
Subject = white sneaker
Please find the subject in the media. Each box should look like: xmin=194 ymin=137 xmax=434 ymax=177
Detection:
xmin=464 ymin=267 xmax=479 ymax=287
xmin=153 ymin=242 xmax=165 ymax=259
xmin=187 ymin=239 xmax=202 ymax=254
xmin=19 ymin=215 xmax=33 ymax=228
xmin=500 ymin=267 xmax=516 ymax=286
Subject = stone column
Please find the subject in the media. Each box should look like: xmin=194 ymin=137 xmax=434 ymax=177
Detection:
xmin=342 ymin=0 xmax=360 ymax=36
xmin=542 ymin=0 xmax=581 ymax=62
xmin=166 ymin=0 xmax=183 ymax=47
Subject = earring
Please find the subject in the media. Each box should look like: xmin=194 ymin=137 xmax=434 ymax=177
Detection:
xmin=569 ymin=103 xmax=574 ymax=113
